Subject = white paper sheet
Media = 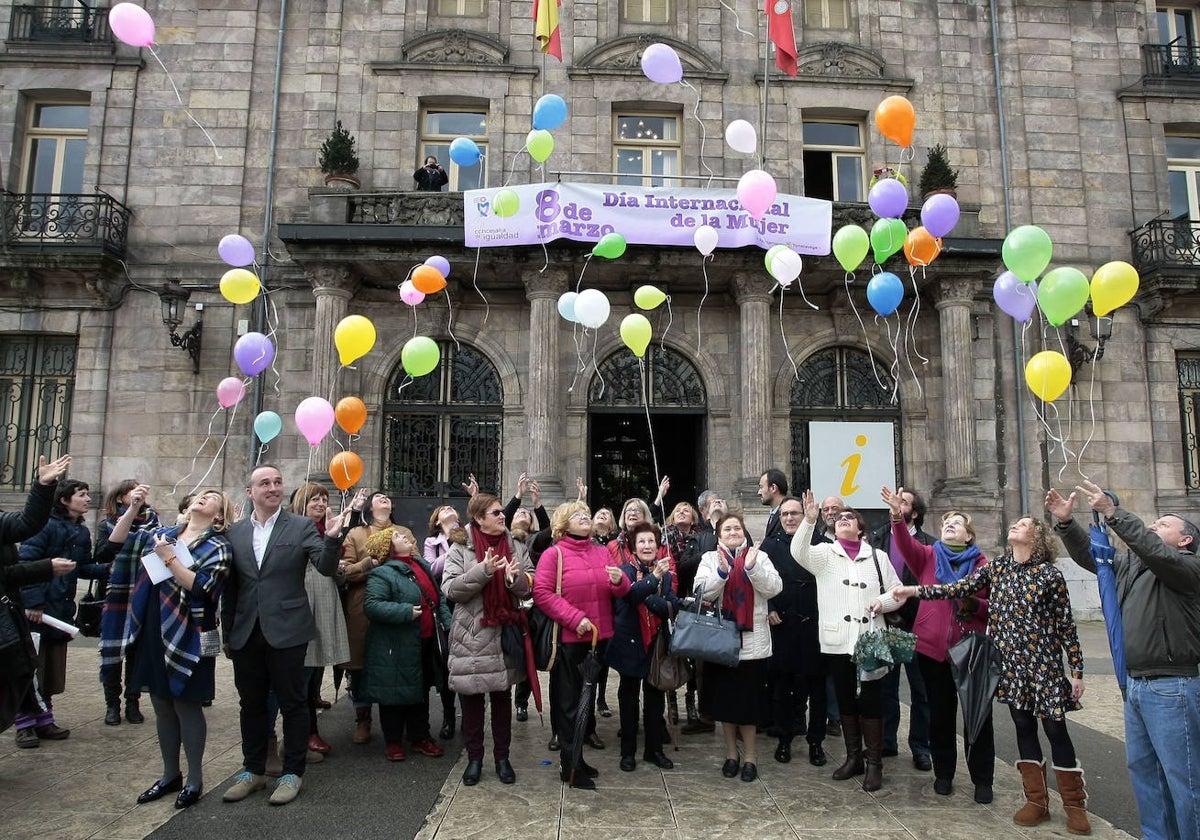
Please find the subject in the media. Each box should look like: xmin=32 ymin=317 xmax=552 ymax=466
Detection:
xmin=39 ymin=614 xmax=78 ymax=638
xmin=142 ymin=540 xmax=194 ymax=585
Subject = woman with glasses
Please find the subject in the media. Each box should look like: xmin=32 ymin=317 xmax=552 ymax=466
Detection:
xmin=878 ymin=486 xmax=994 ymax=804
xmin=694 ymin=512 xmax=782 ymax=783
xmin=791 ymin=493 xmax=902 ymax=792
xmin=535 ymin=502 xmax=631 ymax=790
xmin=441 ymin=493 xmax=532 ymax=786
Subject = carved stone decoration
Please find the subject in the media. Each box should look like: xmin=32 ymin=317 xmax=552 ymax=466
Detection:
xmin=575 ymin=34 xmax=722 ymax=75
xmin=304 ymin=264 xmax=358 ymax=295
xmin=402 ymin=29 xmax=509 ymax=65
xmin=795 ymin=42 xmax=886 ymax=78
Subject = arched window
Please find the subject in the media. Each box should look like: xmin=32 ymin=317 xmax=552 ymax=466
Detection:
xmin=789 ymin=346 xmax=900 ymax=497
xmin=382 ymin=342 xmax=502 ymax=498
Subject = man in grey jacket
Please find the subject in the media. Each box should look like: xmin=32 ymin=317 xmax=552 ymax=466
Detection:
xmin=1047 ymin=480 xmax=1200 ymax=840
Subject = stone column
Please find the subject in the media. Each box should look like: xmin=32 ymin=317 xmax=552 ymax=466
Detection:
xmin=306 ymin=265 xmax=356 ymax=470
xmin=732 ymin=273 xmax=773 ymax=506
xmin=933 ymin=276 xmax=981 ymax=480
xmin=523 ymin=269 xmax=568 ymax=504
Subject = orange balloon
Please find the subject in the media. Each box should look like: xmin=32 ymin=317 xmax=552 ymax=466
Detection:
xmin=903 ymin=226 xmax=942 ymax=267
xmin=329 ymin=451 xmax=364 ymax=491
xmin=875 ymin=96 xmax=916 ymax=148
xmin=412 ymin=265 xmax=447 ymax=295
xmin=335 ymin=396 xmax=367 ymax=434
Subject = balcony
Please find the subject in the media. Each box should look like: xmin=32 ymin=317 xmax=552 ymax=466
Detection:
xmin=1130 ymin=217 xmax=1200 ymax=273
xmin=8 ymin=3 xmax=112 ymax=45
xmin=0 ymin=191 xmax=131 ymax=256
xmin=1141 ymin=41 xmax=1200 ymax=89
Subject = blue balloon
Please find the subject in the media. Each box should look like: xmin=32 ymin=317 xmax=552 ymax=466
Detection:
xmin=532 ymin=94 xmax=568 ymax=131
xmin=866 ymin=272 xmax=904 ymax=316
xmin=449 ymin=137 xmax=481 ymax=167
xmin=254 ymin=410 xmax=283 ymax=444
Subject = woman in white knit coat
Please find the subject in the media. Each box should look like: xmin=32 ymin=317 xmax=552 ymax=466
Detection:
xmin=791 ymin=490 xmax=901 ymax=792
xmin=693 ymin=512 xmax=782 ymax=783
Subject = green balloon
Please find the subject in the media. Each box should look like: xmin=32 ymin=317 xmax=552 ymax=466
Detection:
xmin=1036 ymin=266 xmax=1090 ymax=327
xmin=764 ymin=244 xmax=788 ymax=273
xmin=620 ymin=314 xmax=652 ymax=358
xmin=526 ymin=129 xmax=554 ymax=163
xmin=871 ymin=218 xmax=907 ymax=264
xmin=401 ymin=336 xmax=440 ymax=377
xmin=832 ymin=225 xmax=870 ymax=272
xmin=493 ymin=189 xmax=519 ymax=218
xmin=1002 ymin=225 xmax=1053 ymax=283
xmin=592 ymin=232 xmax=627 ymax=259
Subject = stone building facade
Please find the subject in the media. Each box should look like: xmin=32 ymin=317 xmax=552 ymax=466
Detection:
xmin=1 ymin=0 xmax=1198 ymax=606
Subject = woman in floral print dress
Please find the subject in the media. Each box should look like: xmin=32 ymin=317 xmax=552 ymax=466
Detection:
xmin=892 ymin=515 xmax=1093 ymax=835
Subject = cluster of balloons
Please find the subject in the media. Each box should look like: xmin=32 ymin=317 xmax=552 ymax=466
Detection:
xmin=557 ymin=288 xmax=610 ymax=328
xmin=400 ymin=255 xmax=451 ymax=306
xmin=218 ymin=233 xmax=262 ymax=306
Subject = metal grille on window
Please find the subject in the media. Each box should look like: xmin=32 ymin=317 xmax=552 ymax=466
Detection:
xmin=383 ymin=342 xmax=502 ymax=497
xmin=789 ymin=347 xmax=900 ymax=495
xmin=588 ymin=345 xmax=705 ymax=408
xmin=0 ymin=335 xmax=75 ymax=490
xmin=1179 ymin=353 xmax=1200 ymax=490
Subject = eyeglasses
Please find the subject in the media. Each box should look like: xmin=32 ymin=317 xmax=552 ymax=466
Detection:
xmin=487 ymin=509 xmax=505 ymax=518
xmin=569 ymin=512 xmax=592 ymax=521
xmin=779 ymin=511 xmax=803 ymax=518
xmin=834 ymin=513 xmax=857 ymax=522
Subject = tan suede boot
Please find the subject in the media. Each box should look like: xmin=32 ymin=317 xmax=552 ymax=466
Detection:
xmin=1013 ymin=759 xmax=1050 ymax=826
xmin=1054 ymin=764 xmax=1092 ymax=835
xmin=353 ymin=706 xmax=372 ymax=744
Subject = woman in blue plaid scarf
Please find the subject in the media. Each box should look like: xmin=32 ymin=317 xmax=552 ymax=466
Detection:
xmin=100 ymin=487 xmax=234 ymax=809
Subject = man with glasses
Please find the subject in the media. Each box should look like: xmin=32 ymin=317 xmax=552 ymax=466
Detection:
xmin=816 ymin=496 xmax=846 ymax=544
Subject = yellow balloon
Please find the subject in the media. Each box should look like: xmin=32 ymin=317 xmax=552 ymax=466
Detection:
xmin=1090 ymin=260 xmax=1139 ymax=317
xmin=1025 ymin=350 xmax=1072 ymax=402
xmin=334 ymin=314 xmax=377 ymax=366
xmin=620 ymin=313 xmax=652 ymax=358
xmin=220 ymin=268 xmax=260 ymax=305
xmin=634 ymin=285 xmax=667 ymax=310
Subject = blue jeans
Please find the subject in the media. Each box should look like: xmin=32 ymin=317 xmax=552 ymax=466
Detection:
xmin=880 ymin=658 xmax=931 ymax=756
xmin=1125 ymin=675 xmax=1200 ymax=840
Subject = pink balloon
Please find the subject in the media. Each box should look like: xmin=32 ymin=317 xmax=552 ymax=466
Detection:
xmin=294 ymin=397 xmax=335 ymax=446
xmin=215 ymin=377 xmax=246 ymax=409
xmin=109 ymin=3 xmax=155 ymax=47
xmin=399 ymin=280 xmax=426 ymax=306
xmin=218 ymin=234 xmax=255 ymax=267
xmin=737 ymin=169 xmax=777 ymax=221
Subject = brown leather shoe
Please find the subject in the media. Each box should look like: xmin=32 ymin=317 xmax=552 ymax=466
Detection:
xmin=15 ymin=728 xmax=38 ymax=748
xmin=35 ymin=723 xmax=70 ymax=740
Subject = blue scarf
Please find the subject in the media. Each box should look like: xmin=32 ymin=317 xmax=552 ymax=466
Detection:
xmin=933 ymin=541 xmax=981 ymax=584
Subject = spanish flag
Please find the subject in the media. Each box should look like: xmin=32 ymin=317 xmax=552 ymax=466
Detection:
xmin=534 ymin=0 xmax=562 ymax=61
xmin=766 ymin=0 xmax=798 ymax=76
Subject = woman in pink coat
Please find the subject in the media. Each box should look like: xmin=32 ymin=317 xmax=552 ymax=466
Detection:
xmin=533 ymin=501 xmax=630 ymax=790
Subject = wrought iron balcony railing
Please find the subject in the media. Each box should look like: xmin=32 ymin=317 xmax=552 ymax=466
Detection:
xmin=0 ymin=191 xmax=132 ymax=256
xmin=1130 ymin=217 xmax=1200 ymax=272
xmin=1142 ymin=41 xmax=1200 ymax=79
xmin=8 ymin=3 xmax=111 ymax=44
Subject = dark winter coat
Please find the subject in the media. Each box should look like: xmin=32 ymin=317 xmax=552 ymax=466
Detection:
xmin=20 ymin=508 xmax=107 ymax=641
xmin=359 ymin=556 xmax=451 ymax=706
xmin=607 ymin=561 xmax=680 ymax=679
xmin=761 ymin=531 xmax=822 ymax=676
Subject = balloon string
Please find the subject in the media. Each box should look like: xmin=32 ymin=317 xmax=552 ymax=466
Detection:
xmin=719 ymin=0 xmax=754 ymax=37
xmin=502 ymin=147 xmax=527 ymax=188
xmin=697 ymin=255 xmax=711 ymax=355
xmin=778 ymin=288 xmax=799 ymax=380
xmin=305 ymin=445 xmax=315 ymax=488
xmin=263 ymin=287 xmax=284 ymax=399
xmin=1075 ymin=354 xmax=1098 ymax=482
xmin=660 ymin=296 xmax=673 ymax=351
xmin=255 ymin=443 xmax=268 ymax=466
xmin=566 ymin=320 xmax=585 ymax=394
xmin=471 ymin=246 xmax=490 ymax=326
xmin=147 ymin=46 xmax=222 ymax=161
xmin=638 ymin=357 xmax=661 ymax=494
xmin=396 ymin=373 xmax=414 ymax=396
xmin=443 ymin=288 xmax=460 ymax=352
xmin=591 ymin=329 xmax=606 ymax=401
xmin=575 ymin=255 xmax=591 ymax=293
xmin=679 ymin=80 xmax=714 ymax=188
xmin=906 ymin=268 xmax=930 ymax=367
xmin=899 ymin=309 xmax=921 ymax=402
xmin=170 ymin=406 xmax=223 ymax=499
xmin=794 ymin=276 xmax=819 ymax=310
xmin=186 ymin=393 xmax=244 ymax=499
xmin=845 ymin=271 xmax=890 ymax=391
xmin=883 ymin=315 xmax=902 ymax=405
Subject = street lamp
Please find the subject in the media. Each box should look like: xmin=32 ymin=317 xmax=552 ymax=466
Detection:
xmin=158 ymin=281 xmax=203 ymax=375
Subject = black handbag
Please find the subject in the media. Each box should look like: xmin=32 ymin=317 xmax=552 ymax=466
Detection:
xmin=669 ymin=588 xmax=741 ymax=668
xmin=531 ymin=548 xmax=562 ymax=671
xmin=76 ymin=579 xmax=104 ymax=638
xmin=0 ymin=596 xmax=36 ymax=680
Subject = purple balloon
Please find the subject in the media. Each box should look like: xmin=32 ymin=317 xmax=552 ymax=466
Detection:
xmin=233 ymin=331 xmax=275 ymax=376
xmin=641 ymin=43 xmax=683 ymax=84
xmin=921 ymin=194 xmax=960 ymax=238
xmin=993 ymin=271 xmax=1038 ymax=323
xmin=218 ymin=234 xmax=255 ymax=267
xmin=424 ymin=256 xmax=450 ymax=278
xmin=868 ymin=178 xmax=908 ymax=219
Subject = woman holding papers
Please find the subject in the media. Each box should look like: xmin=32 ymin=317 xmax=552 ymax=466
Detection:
xmin=100 ymin=487 xmax=235 ymax=809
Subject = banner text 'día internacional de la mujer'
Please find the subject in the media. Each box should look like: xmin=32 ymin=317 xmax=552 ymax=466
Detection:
xmin=464 ymin=182 xmax=833 ymax=255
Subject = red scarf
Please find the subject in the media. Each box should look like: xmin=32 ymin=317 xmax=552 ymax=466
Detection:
xmin=398 ymin=555 xmax=438 ymax=638
xmin=632 ymin=559 xmax=665 ymax=651
xmin=719 ymin=543 xmax=756 ymax=631
xmin=471 ymin=525 xmax=519 ymax=627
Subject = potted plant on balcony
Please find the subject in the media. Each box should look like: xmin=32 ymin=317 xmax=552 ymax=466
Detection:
xmin=318 ymin=120 xmax=360 ymax=189
xmin=918 ymin=143 xmax=958 ymax=200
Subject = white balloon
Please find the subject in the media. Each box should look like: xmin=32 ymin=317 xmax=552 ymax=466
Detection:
xmin=769 ymin=248 xmax=803 ymax=284
xmin=557 ymin=291 xmax=579 ymax=322
xmin=724 ymin=119 xmax=757 ymax=155
xmin=693 ymin=225 xmax=719 ymax=256
xmin=573 ymin=289 xmax=611 ymax=328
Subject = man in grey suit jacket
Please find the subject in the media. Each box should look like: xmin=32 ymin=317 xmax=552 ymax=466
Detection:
xmin=221 ymin=464 xmax=347 ymax=806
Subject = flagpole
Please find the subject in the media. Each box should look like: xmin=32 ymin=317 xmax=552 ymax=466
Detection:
xmin=761 ymin=10 xmax=769 ymax=169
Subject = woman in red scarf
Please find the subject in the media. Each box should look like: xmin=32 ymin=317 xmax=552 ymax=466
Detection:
xmin=607 ymin=521 xmax=681 ymax=771
xmin=442 ymin=493 xmax=532 ymax=787
xmin=694 ymin=512 xmax=782 ymax=782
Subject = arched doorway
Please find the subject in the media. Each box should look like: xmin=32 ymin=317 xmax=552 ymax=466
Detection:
xmin=789 ymin=346 xmax=901 ymax=533
xmin=588 ymin=345 xmax=707 ymax=515
xmin=381 ymin=341 xmax=503 ymax=528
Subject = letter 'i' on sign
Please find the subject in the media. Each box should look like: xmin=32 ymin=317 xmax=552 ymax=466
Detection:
xmin=839 ymin=434 xmax=868 ymax=497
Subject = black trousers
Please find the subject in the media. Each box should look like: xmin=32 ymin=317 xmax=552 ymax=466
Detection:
xmin=378 ymin=699 xmax=431 ymax=745
xmin=617 ymin=674 xmax=665 ymax=758
xmin=918 ymin=652 xmax=995 ymax=784
xmin=550 ymin=641 xmax=603 ymax=759
xmin=827 ymin=653 xmax=883 ymax=719
xmin=103 ymin=656 xmax=139 ymax=706
xmin=772 ymin=671 xmax=828 ymax=744
xmin=231 ymin=623 xmax=309 ymax=777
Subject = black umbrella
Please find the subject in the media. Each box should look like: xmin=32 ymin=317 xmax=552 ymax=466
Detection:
xmin=947 ymin=631 xmax=1001 ymax=745
xmin=569 ymin=626 xmax=603 ymax=787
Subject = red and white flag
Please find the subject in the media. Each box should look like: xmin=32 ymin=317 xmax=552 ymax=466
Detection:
xmin=766 ymin=0 xmax=798 ymax=76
